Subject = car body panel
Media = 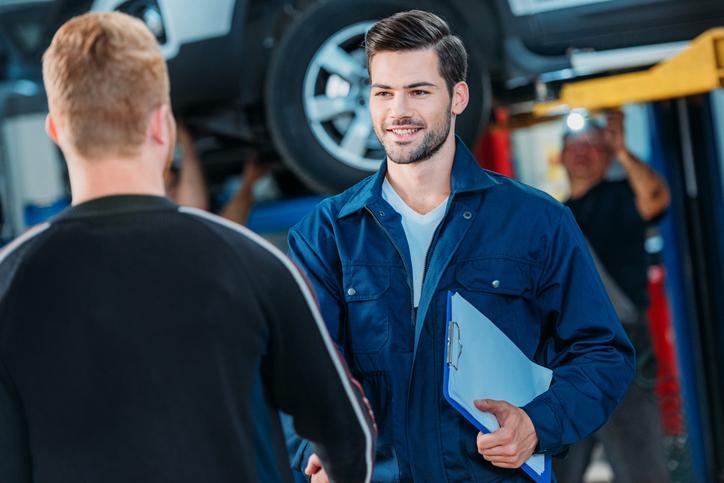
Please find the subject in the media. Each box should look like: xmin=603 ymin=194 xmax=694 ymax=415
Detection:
xmin=91 ymin=0 xmax=236 ymax=59
xmin=2 ymin=0 xmax=724 ymax=192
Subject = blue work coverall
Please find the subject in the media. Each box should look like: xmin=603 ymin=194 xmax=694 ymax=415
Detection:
xmin=286 ymin=138 xmax=635 ymax=482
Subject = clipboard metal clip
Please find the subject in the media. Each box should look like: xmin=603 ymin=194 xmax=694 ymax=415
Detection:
xmin=446 ymin=320 xmax=463 ymax=371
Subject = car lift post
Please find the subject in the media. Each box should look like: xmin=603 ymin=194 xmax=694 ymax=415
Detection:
xmin=535 ymin=28 xmax=724 ymax=483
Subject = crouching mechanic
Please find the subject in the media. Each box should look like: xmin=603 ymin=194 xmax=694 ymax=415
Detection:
xmin=0 ymin=12 xmax=374 ymax=483
xmin=285 ymin=10 xmax=634 ymax=483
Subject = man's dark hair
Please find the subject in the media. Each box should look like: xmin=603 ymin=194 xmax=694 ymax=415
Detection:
xmin=364 ymin=10 xmax=467 ymax=94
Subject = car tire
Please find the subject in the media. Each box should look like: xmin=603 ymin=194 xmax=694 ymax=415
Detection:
xmin=265 ymin=0 xmax=491 ymax=194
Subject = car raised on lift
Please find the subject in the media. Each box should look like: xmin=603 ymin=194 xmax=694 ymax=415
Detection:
xmin=1 ymin=0 xmax=723 ymax=193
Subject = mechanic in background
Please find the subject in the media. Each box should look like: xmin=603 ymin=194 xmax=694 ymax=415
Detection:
xmin=0 ymin=12 xmax=374 ymax=483
xmin=555 ymin=110 xmax=671 ymax=483
xmin=166 ymin=121 xmax=268 ymax=225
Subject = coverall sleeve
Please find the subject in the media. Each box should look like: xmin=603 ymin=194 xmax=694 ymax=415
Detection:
xmin=264 ymin=226 xmax=374 ymax=483
xmin=287 ymin=225 xmax=347 ymax=353
xmin=522 ymin=208 xmax=636 ymax=456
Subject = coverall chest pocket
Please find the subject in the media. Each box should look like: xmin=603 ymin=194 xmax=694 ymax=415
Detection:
xmin=455 ymin=258 xmax=532 ymax=344
xmin=342 ymin=264 xmax=391 ymax=354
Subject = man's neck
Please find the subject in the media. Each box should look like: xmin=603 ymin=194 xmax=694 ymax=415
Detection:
xmin=67 ymin=155 xmax=166 ymax=205
xmin=569 ymin=176 xmax=602 ymax=200
xmin=385 ymin=134 xmax=455 ymax=214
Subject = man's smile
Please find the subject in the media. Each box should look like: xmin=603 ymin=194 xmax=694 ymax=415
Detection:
xmin=386 ymin=125 xmax=424 ymax=142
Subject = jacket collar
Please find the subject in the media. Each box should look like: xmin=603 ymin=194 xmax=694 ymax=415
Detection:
xmin=54 ymin=194 xmax=177 ymax=222
xmin=337 ymin=135 xmax=499 ymax=219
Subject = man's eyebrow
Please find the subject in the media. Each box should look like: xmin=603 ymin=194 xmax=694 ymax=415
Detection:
xmin=405 ymin=82 xmax=437 ymax=89
xmin=370 ymin=82 xmax=438 ymax=89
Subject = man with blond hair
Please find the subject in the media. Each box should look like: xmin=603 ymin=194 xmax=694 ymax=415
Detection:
xmin=0 ymin=12 xmax=374 ymax=483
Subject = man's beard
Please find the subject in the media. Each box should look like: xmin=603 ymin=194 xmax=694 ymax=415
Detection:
xmin=378 ymin=108 xmax=452 ymax=165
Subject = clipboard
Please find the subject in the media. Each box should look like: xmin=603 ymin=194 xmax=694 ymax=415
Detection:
xmin=443 ymin=291 xmax=553 ymax=483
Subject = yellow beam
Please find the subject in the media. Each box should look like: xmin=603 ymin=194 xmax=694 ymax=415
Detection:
xmin=534 ymin=28 xmax=724 ymax=116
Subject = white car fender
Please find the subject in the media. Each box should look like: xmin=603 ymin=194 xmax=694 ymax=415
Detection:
xmin=91 ymin=0 xmax=236 ymax=59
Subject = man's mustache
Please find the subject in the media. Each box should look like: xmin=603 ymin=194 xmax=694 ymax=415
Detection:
xmin=385 ymin=119 xmax=425 ymax=129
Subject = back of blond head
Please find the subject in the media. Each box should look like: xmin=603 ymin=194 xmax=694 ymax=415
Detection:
xmin=42 ymin=12 xmax=169 ymax=159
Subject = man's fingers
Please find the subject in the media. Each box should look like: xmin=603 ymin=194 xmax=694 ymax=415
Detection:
xmin=304 ymin=464 xmax=321 ymax=476
xmin=480 ymin=443 xmax=519 ymax=458
xmin=475 ymin=404 xmax=538 ymax=470
xmin=480 ymin=449 xmax=525 ymax=469
xmin=477 ymin=431 xmax=499 ymax=452
xmin=475 ymin=399 xmax=514 ymax=423
xmin=304 ymin=454 xmax=322 ymax=476
xmin=474 ymin=399 xmax=491 ymax=410
xmin=477 ymin=428 xmax=512 ymax=452
xmin=474 ymin=399 xmax=506 ymax=413
xmin=310 ymin=469 xmax=330 ymax=483
xmin=605 ymin=108 xmax=623 ymax=119
xmin=304 ymin=464 xmax=320 ymax=476
xmin=488 ymin=459 xmax=521 ymax=469
xmin=482 ymin=453 xmax=519 ymax=464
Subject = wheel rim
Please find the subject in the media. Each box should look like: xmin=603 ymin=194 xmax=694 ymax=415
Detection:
xmin=303 ymin=21 xmax=384 ymax=172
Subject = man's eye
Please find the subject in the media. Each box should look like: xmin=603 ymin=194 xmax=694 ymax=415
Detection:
xmin=374 ymin=91 xmax=392 ymax=97
xmin=412 ymin=90 xmax=429 ymax=96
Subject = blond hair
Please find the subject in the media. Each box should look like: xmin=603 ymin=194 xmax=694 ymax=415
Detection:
xmin=42 ymin=12 xmax=169 ymax=159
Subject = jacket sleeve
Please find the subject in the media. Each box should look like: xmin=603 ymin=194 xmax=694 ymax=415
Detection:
xmin=522 ymin=208 xmax=636 ymax=456
xmin=262 ymin=226 xmax=375 ymax=483
xmin=0 ymin=358 xmax=31 ymax=482
xmin=0 ymin=245 xmax=34 ymax=483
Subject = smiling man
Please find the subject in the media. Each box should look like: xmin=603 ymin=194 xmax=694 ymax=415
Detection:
xmin=286 ymin=10 xmax=635 ymax=482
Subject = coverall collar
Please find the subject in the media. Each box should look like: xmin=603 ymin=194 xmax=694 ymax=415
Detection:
xmin=337 ymin=135 xmax=499 ymax=219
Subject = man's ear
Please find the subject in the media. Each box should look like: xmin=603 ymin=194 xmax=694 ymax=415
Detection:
xmin=45 ymin=114 xmax=59 ymax=145
xmin=451 ymin=81 xmax=469 ymax=116
xmin=149 ymin=104 xmax=173 ymax=145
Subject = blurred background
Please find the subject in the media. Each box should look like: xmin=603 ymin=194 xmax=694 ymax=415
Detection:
xmin=0 ymin=1 xmax=723 ymax=481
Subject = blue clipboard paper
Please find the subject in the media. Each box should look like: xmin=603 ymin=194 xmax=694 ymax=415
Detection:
xmin=443 ymin=291 xmax=553 ymax=483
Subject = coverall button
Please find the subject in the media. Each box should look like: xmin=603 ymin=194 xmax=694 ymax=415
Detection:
xmin=463 ymin=211 xmax=472 ymax=220
xmin=347 ymin=287 xmax=357 ymax=296
xmin=491 ymin=280 xmax=500 ymax=288
xmin=379 ymin=210 xmax=385 ymax=217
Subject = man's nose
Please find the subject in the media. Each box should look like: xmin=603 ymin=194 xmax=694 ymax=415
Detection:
xmin=389 ymin=94 xmax=412 ymax=118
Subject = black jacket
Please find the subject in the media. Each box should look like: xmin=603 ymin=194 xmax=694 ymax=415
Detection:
xmin=0 ymin=195 xmax=374 ymax=483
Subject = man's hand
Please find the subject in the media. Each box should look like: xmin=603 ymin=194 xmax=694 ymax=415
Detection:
xmin=241 ymin=156 xmax=269 ymax=186
xmin=175 ymin=120 xmax=194 ymax=151
xmin=474 ymin=399 xmax=538 ymax=469
xmin=305 ymin=453 xmax=330 ymax=483
xmin=604 ymin=109 xmax=626 ymax=158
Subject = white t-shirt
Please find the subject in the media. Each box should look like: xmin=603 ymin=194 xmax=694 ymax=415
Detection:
xmin=381 ymin=178 xmax=448 ymax=307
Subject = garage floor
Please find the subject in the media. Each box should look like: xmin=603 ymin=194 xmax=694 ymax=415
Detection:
xmin=583 ymin=445 xmax=613 ymax=483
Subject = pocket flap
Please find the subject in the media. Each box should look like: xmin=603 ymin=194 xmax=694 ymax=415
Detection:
xmin=455 ymin=258 xmax=530 ymax=297
xmin=343 ymin=265 xmax=390 ymax=301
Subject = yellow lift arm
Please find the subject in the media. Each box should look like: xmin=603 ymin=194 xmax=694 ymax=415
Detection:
xmin=535 ymin=28 xmax=724 ymax=116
